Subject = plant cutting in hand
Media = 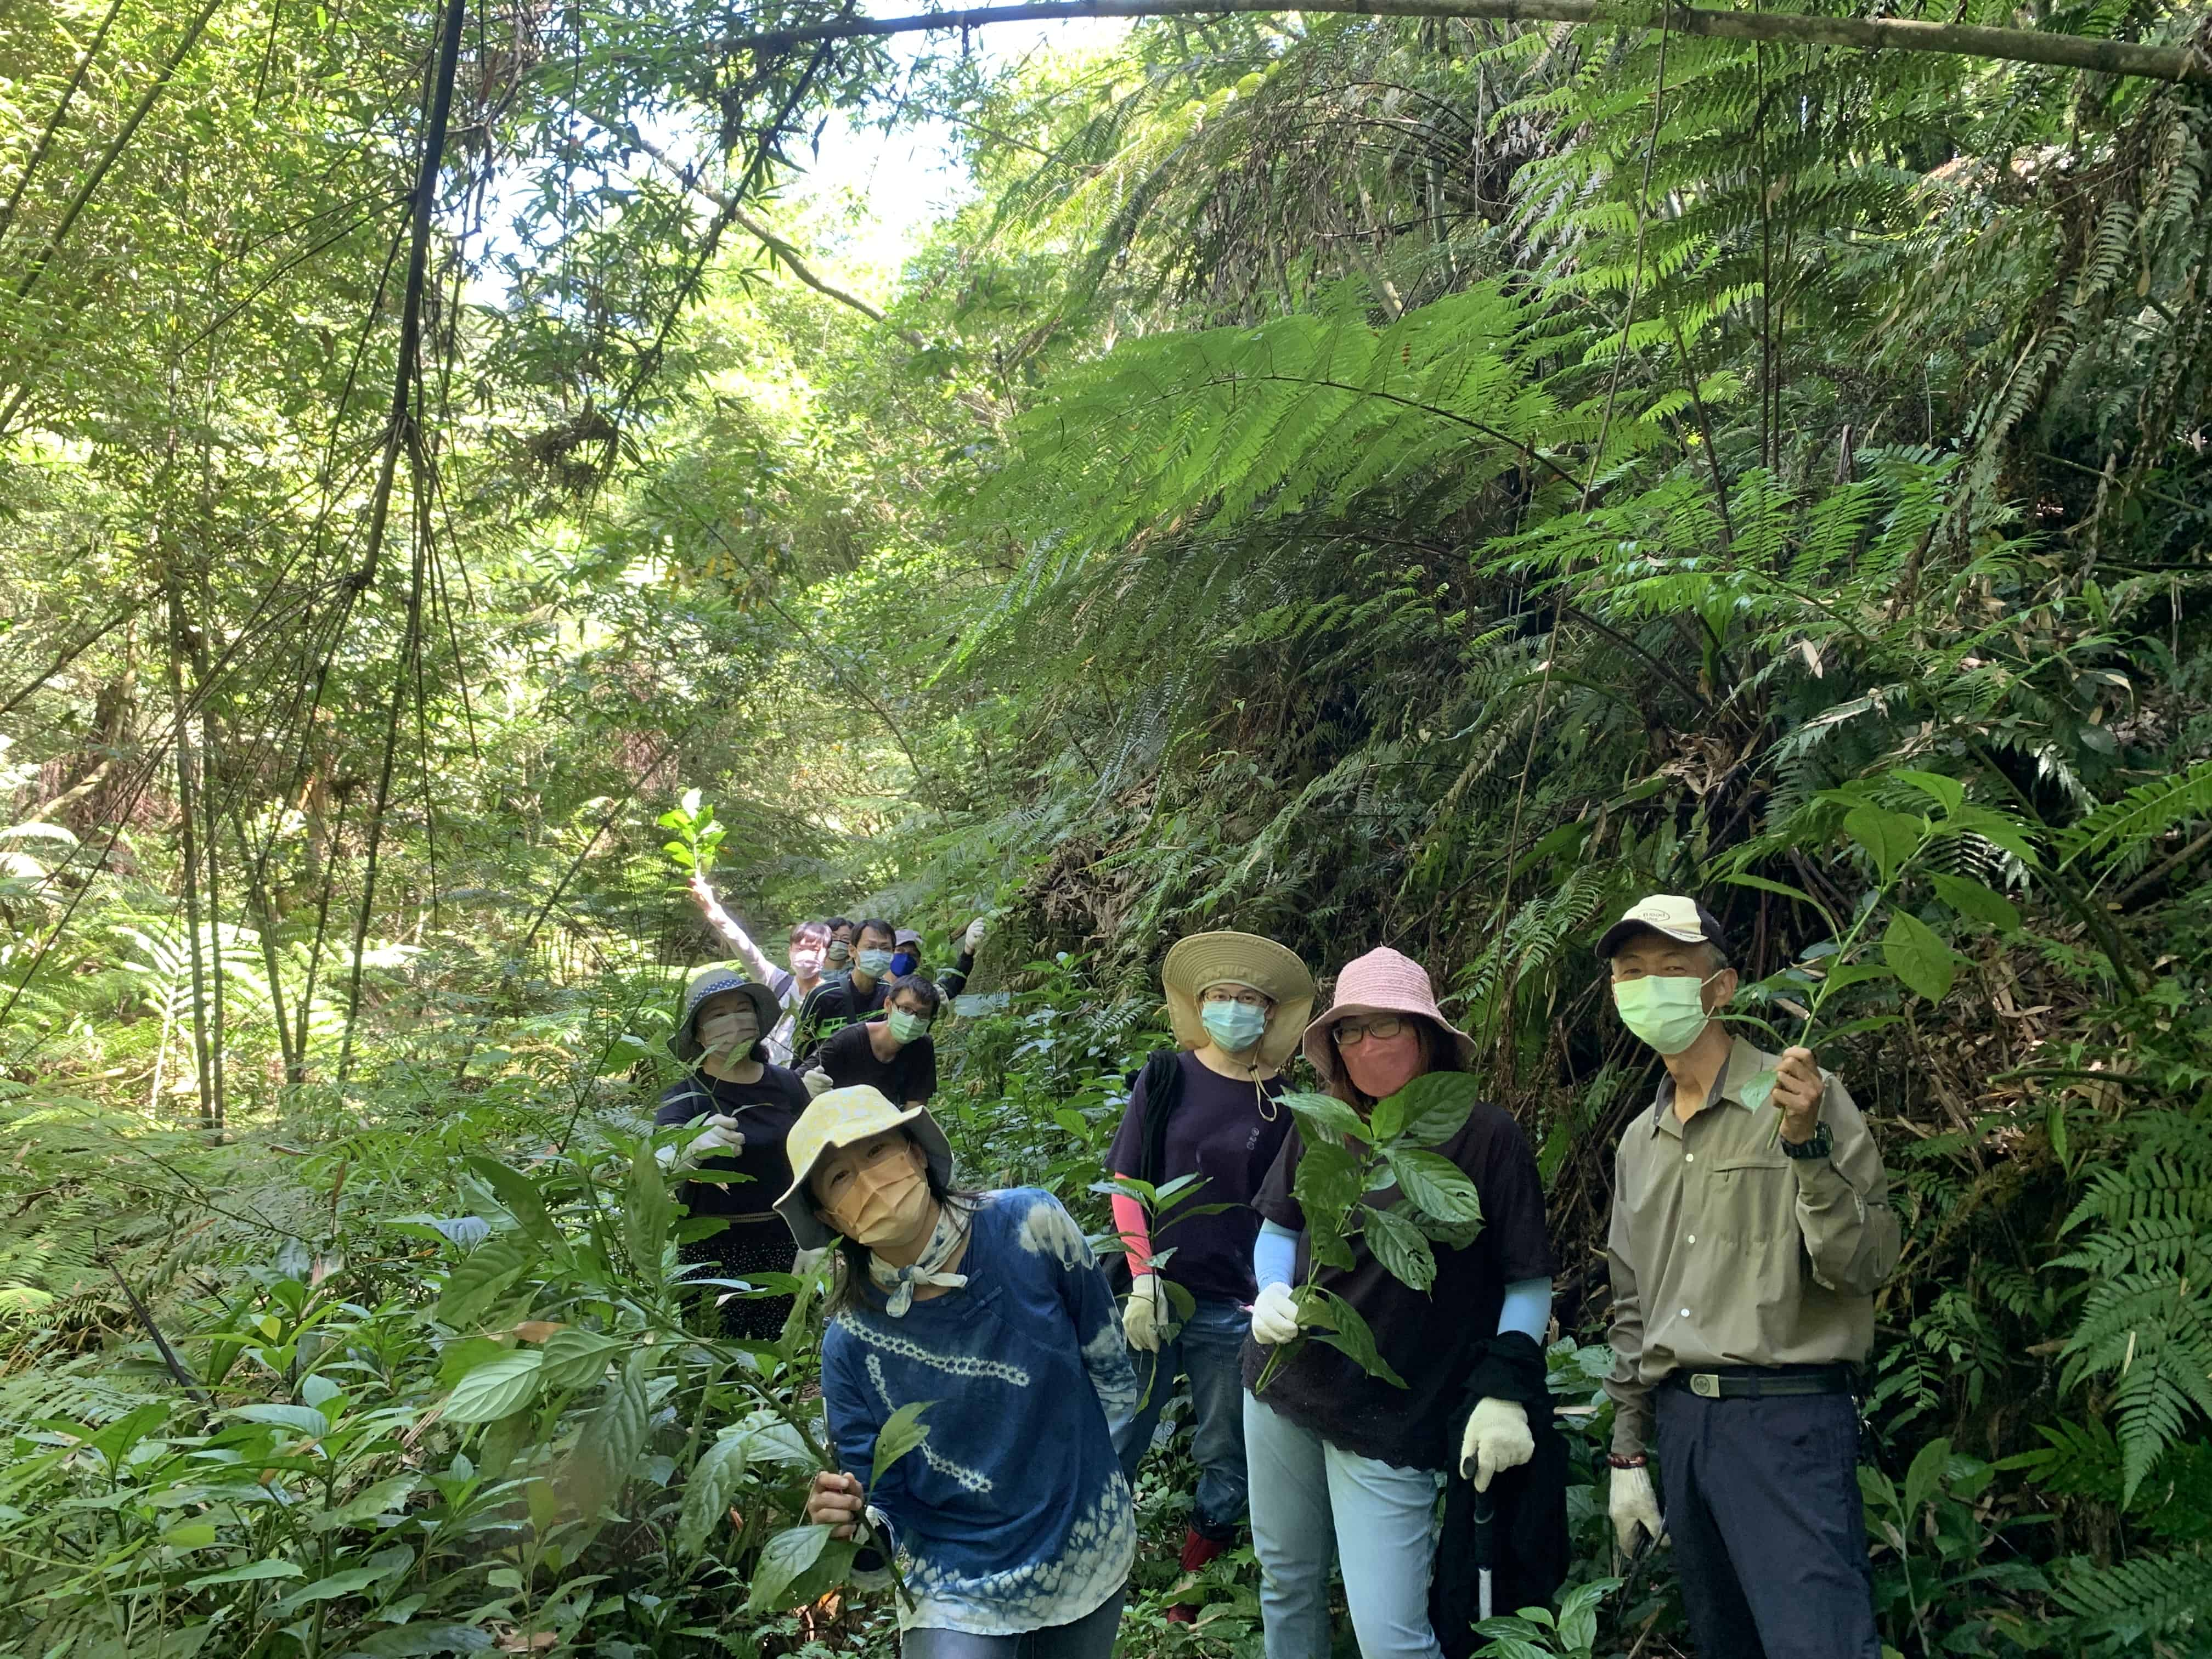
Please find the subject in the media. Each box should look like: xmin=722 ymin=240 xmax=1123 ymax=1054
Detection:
xmin=1251 ymin=1070 xmax=1488 ymax=1395
xmin=1718 ymin=770 xmax=2032 ymax=1132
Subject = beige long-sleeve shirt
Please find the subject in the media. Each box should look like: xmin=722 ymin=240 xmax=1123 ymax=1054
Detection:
xmin=1604 ymin=1035 xmax=1899 ymax=1457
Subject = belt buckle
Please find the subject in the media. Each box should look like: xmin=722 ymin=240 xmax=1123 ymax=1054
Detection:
xmin=1689 ymin=1373 xmax=1722 ymax=1399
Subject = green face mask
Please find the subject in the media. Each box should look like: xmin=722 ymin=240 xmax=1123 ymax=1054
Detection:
xmin=887 ymin=1008 xmax=932 ymax=1043
xmin=1612 ymin=974 xmax=1715 ymax=1056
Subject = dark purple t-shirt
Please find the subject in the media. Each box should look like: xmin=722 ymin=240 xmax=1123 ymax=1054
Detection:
xmin=1107 ymin=1051 xmax=1293 ymax=1306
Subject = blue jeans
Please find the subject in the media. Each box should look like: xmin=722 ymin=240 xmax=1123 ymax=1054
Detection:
xmin=1107 ymin=1294 xmax=1251 ymax=1538
xmin=1244 ymin=1392 xmax=1445 ymax=1659
xmin=900 ymin=1587 xmax=1125 ymax=1659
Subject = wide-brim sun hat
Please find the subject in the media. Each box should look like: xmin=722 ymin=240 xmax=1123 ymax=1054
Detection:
xmin=669 ymin=970 xmax=783 ymax=1062
xmin=1301 ymin=945 xmax=1478 ymax=1086
xmin=1161 ymin=932 xmax=1317 ymax=1071
xmin=774 ymin=1085 xmax=956 ymax=1251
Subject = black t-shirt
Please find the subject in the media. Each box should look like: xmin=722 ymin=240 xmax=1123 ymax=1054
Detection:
xmin=792 ymin=972 xmax=890 ymax=1061
xmin=815 ymin=1017 xmax=938 ymax=1105
xmin=1240 ymin=1098 xmax=1558 ymax=1471
xmin=654 ymin=1067 xmax=810 ymax=1221
xmin=1107 ymin=1051 xmax=1291 ymax=1305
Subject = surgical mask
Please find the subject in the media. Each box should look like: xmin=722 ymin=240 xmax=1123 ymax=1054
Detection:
xmin=1612 ymin=974 xmax=1716 ymax=1056
xmin=826 ymin=1158 xmax=931 ymax=1248
xmin=887 ymin=1008 xmax=933 ymax=1043
xmin=857 ymin=948 xmax=894 ymax=976
xmin=889 ymin=950 xmax=919 ymax=978
xmin=827 ymin=940 xmax=852 ymax=966
xmin=1200 ymin=1000 xmax=1268 ymax=1053
xmin=791 ymin=947 xmax=825 ymax=977
xmin=696 ymin=1008 xmax=759 ymax=1056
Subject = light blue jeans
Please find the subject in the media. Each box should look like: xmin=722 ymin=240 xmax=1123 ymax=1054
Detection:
xmin=1244 ymin=1393 xmax=1446 ymax=1659
xmin=1108 ymin=1294 xmax=1251 ymax=1537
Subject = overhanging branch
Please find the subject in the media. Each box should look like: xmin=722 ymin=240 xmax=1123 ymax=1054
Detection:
xmin=719 ymin=0 xmax=2211 ymax=87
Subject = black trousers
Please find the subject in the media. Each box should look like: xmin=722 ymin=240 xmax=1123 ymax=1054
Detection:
xmin=1653 ymin=1386 xmax=1879 ymax=1659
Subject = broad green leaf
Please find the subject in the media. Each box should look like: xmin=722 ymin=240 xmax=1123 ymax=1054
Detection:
xmin=1305 ymin=1289 xmax=1406 ymax=1389
xmin=1927 ymin=872 xmax=2020 ymax=933
xmin=435 ymin=1238 xmax=534 ymax=1329
xmin=1360 ymin=1203 xmax=1436 ymax=1293
xmin=1892 ymin=770 xmax=1965 ymax=814
xmin=1382 ymin=1149 xmax=1483 ymax=1225
xmin=783 ymin=1536 xmax=862 ymax=1609
xmin=871 ymin=1400 xmax=933 ymax=1488
xmin=538 ymin=1328 xmax=625 ymax=1391
xmin=747 ymin=1523 xmax=834 ymax=1612
xmin=274 ymin=1547 xmax=413 ymax=1611
xmin=1290 ymin=1139 xmax=1363 ymax=1229
xmin=674 ymin=1436 xmax=749 ymax=1558
xmin=1944 ymin=804 xmax=2041 ymax=867
xmin=1390 ymin=1071 xmax=1481 ymax=1147
xmin=317 ymin=1476 xmax=419 ymax=1530
xmin=1882 ymin=911 xmax=1959 ymax=1003
xmin=1368 ymin=1088 xmax=1408 ymax=1143
xmin=465 ymin=1157 xmax=560 ymax=1249
xmin=89 ymin=1402 xmax=171 ymax=1466
xmin=341 ymin=1623 xmax=496 ymax=1659
xmin=1819 ymin=962 xmax=1893 ymax=993
xmin=623 ymin=1144 xmax=674 ymax=1288
xmin=183 ymin=1559 xmax=306 ymax=1590
xmin=444 ymin=1352 xmax=544 ymax=1424
xmin=1844 ymin=806 xmax=1923 ymax=884
xmin=572 ymin=1354 xmax=652 ymax=1511
xmin=233 ymin=1404 xmax=332 ymax=1438
xmin=1903 ymin=1435 xmax=1952 ymax=1519
xmin=1279 ymin=1090 xmax=1369 ymax=1146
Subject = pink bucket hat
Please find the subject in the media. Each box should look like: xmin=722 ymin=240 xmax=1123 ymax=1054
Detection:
xmin=1301 ymin=946 xmax=1479 ymax=1085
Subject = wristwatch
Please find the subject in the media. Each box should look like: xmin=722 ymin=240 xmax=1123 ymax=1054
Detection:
xmin=1779 ymin=1120 xmax=1834 ymax=1160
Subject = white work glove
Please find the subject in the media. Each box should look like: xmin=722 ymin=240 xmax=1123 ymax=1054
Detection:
xmin=1459 ymin=1396 xmax=1533 ymax=1491
xmin=1250 ymin=1282 xmax=1302 ymax=1346
xmin=793 ymin=1247 xmax=830 ymax=1277
xmin=802 ymin=1068 xmax=833 ymax=1098
xmin=962 ymin=917 xmax=987 ymax=953
xmin=692 ymin=1114 xmax=745 ymax=1155
xmin=1609 ymin=1463 xmax=1667 ymax=1554
xmin=1122 ymin=1274 xmax=1163 ymax=1353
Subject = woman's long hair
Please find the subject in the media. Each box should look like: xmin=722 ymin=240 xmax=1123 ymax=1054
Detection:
xmin=1319 ymin=1014 xmax=1468 ymax=1110
xmin=821 ymin=1136 xmax=983 ymax=1317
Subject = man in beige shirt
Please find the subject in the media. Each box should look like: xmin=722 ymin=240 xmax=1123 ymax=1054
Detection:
xmin=1598 ymin=895 xmax=1899 ymax=1659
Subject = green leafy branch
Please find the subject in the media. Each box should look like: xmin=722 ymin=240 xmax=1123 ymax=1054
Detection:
xmin=1253 ymin=1070 xmax=1487 ymax=1395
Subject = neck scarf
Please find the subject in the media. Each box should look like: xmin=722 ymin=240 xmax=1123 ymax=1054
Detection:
xmin=867 ymin=1201 xmax=970 ymax=1317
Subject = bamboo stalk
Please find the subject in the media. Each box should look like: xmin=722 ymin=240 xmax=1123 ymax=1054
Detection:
xmin=715 ymin=0 xmax=2211 ymax=87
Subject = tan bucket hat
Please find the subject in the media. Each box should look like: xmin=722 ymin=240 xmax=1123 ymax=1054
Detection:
xmin=1161 ymin=932 xmax=1317 ymax=1071
xmin=1301 ymin=945 xmax=1477 ymax=1088
xmin=774 ymin=1085 xmax=955 ymax=1251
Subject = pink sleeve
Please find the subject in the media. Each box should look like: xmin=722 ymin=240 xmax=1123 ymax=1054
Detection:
xmin=1110 ymin=1184 xmax=1154 ymax=1277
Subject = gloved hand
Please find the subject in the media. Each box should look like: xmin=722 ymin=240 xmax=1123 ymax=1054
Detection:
xmin=793 ymin=1246 xmax=830 ymax=1277
xmin=691 ymin=1114 xmax=745 ymax=1156
xmin=1459 ymin=1396 xmax=1533 ymax=1490
xmin=1609 ymin=1463 xmax=1666 ymax=1554
xmin=803 ymin=1068 xmax=834 ymax=1098
xmin=1250 ymin=1282 xmax=1302 ymax=1346
xmin=1122 ymin=1274 xmax=1163 ymax=1352
xmin=963 ymin=917 xmax=988 ymax=953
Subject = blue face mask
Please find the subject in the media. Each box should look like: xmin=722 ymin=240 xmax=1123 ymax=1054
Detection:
xmin=890 ymin=951 xmax=919 ymax=978
xmin=857 ymin=948 xmax=894 ymax=977
xmin=1200 ymin=999 xmax=1269 ymax=1054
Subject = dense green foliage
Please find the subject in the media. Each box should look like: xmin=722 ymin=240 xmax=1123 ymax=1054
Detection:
xmin=5 ymin=0 xmax=2212 ymax=1654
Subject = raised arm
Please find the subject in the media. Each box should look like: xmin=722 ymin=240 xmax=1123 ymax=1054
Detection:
xmin=687 ymin=871 xmax=781 ymax=988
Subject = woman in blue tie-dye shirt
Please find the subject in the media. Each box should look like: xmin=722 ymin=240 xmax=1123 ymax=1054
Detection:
xmin=774 ymin=1086 xmax=1137 ymax=1659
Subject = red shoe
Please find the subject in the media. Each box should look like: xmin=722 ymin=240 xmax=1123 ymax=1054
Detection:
xmin=1166 ymin=1527 xmax=1228 ymax=1623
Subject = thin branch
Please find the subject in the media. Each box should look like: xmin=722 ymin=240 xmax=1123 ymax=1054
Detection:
xmin=715 ymin=0 xmax=2212 ymax=86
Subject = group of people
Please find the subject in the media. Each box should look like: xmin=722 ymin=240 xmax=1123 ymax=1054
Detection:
xmin=655 ymin=891 xmax=1900 ymax=1659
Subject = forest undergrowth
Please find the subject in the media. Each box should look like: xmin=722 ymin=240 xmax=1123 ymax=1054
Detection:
xmin=6 ymin=0 xmax=2212 ymax=1652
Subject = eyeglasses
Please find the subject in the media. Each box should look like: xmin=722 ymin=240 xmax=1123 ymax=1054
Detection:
xmin=1201 ymin=987 xmax=1270 ymax=1008
xmin=1333 ymin=1014 xmax=1408 ymax=1047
